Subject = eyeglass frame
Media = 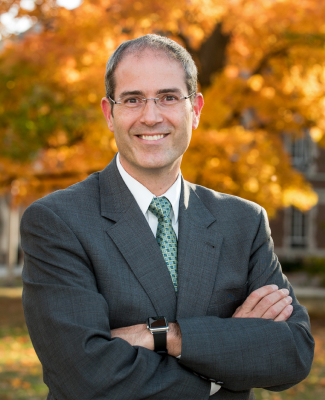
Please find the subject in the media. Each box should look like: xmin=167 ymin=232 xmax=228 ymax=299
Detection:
xmin=108 ymin=92 xmax=196 ymax=107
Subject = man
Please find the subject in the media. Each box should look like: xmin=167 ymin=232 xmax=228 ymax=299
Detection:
xmin=21 ymin=34 xmax=314 ymax=400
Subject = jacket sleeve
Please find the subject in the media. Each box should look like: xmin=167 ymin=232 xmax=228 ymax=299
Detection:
xmin=177 ymin=207 xmax=315 ymax=393
xmin=21 ymin=202 xmax=211 ymax=400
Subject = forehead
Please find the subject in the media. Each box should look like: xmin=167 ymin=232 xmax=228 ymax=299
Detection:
xmin=114 ymin=49 xmax=187 ymax=95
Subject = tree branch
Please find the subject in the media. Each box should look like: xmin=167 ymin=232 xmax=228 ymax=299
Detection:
xmin=252 ymin=46 xmax=289 ymax=76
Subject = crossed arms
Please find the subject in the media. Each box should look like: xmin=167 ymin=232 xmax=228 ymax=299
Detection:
xmin=111 ymin=285 xmax=294 ymax=357
xmin=21 ymin=201 xmax=314 ymax=400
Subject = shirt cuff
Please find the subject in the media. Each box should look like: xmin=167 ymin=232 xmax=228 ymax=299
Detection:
xmin=210 ymin=382 xmax=221 ymax=396
xmin=176 ymin=355 xmax=221 ymax=396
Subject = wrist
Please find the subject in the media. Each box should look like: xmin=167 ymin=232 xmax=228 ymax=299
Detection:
xmin=147 ymin=317 xmax=169 ymax=354
xmin=167 ymin=322 xmax=182 ymax=357
xmin=144 ymin=324 xmax=155 ymax=351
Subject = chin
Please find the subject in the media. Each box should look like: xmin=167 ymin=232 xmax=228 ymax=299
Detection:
xmin=140 ymin=154 xmax=179 ymax=170
xmin=139 ymin=160 xmax=169 ymax=170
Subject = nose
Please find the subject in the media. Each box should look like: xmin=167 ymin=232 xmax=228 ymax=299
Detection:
xmin=139 ymin=99 xmax=164 ymax=126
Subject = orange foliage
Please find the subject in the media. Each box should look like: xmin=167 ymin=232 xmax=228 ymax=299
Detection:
xmin=0 ymin=0 xmax=323 ymax=214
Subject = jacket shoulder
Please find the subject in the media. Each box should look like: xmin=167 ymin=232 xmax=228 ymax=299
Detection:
xmin=186 ymin=181 xmax=264 ymax=220
xmin=23 ymin=172 xmax=100 ymax=217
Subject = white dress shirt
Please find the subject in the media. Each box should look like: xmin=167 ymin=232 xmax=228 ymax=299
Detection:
xmin=116 ymin=153 xmax=181 ymax=238
xmin=116 ymin=153 xmax=220 ymax=396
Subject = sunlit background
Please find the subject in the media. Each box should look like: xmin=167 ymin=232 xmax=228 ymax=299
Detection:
xmin=1 ymin=0 xmax=325 ymax=399
xmin=1 ymin=0 xmax=82 ymax=35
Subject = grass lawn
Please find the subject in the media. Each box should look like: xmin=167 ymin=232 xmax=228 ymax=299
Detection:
xmin=1 ymin=294 xmax=325 ymax=400
xmin=0 ymin=326 xmax=47 ymax=400
xmin=0 ymin=296 xmax=48 ymax=400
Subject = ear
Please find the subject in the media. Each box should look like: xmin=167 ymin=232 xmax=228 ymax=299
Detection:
xmin=101 ymin=97 xmax=114 ymax=132
xmin=192 ymin=93 xmax=204 ymax=130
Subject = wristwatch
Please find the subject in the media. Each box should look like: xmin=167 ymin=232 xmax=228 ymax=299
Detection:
xmin=147 ymin=316 xmax=169 ymax=355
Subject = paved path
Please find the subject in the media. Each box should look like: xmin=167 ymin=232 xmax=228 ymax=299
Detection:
xmin=294 ymin=287 xmax=325 ymax=298
xmin=0 ymin=265 xmax=23 ymax=278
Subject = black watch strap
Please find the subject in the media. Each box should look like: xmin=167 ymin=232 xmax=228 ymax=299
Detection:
xmin=153 ymin=331 xmax=167 ymax=355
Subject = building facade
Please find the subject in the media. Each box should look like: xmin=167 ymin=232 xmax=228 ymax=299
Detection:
xmin=270 ymin=135 xmax=325 ymax=260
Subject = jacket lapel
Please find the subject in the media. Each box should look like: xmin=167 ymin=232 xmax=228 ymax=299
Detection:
xmin=176 ymin=180 xmax=223 ymax=319
xmin=99 ymin=157 xmax=177 ymax=320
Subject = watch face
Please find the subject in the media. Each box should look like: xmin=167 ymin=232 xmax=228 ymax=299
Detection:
xmin=148 ymin=316 xmax=168 ymax=329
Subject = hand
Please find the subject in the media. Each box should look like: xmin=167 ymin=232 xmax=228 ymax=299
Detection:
xmin=232 ymin=285 xmax=293 ymax=322
xmin=110 ymin=322 xmax=182 ymax=357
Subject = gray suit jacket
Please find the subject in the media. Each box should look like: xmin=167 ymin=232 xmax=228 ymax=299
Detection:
xmin=21 ymin=156 xmax=314 ymax=400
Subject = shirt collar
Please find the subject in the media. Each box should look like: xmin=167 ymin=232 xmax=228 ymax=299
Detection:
xmin=116 ymin=153 xmax=181 ymax=223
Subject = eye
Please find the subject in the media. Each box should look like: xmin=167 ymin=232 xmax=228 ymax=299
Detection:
xmin=124 ymin=97 xmax=141 ymax=104
xmin=164 ymin=95 xmax=178 ymax=102
xmin=121 ymin=96 xmax=144 ymax=108
xmin=160 ymin=94 xmax=180 ymax=105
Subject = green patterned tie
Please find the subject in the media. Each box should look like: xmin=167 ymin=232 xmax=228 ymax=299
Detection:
xmin=149 ymin=197 xmax=178 ymax=293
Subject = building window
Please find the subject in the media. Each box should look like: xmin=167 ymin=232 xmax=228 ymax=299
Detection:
xmin=285 ymin=132 xmax=312 ymax=173
xmin=290 ymin=207 xmax=308 ymax=248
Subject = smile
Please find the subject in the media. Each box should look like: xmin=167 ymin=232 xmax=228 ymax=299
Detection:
xmin=137 ymin=134 xmax=168 ymax=141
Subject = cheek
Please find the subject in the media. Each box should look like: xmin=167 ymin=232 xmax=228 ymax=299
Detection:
xmin=175 ymin=115 xmax=192 ymax=144
xmin=112 ymin=128 xmax=131 ymax=155
xmin=172 ymin=131 xmax=191 ymax=158
xmin=112 ymin=117 xmax=131 ymax=141
xmin=114 ymin=109 xmax=138 ymax=128
xmin=182 ymin=133 xmax=192 ymax=151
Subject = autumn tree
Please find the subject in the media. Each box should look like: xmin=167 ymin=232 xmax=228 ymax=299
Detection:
xmin=0 ymin=0 xmax=323 ymax=216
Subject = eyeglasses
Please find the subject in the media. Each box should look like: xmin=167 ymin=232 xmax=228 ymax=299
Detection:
xmin=108 ymin=92 xmax=196 ymax=110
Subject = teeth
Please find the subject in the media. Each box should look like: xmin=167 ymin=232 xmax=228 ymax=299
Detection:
xmin=139 ymin=134 xmax=166 ymax=141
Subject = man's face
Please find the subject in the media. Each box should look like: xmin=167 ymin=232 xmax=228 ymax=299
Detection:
xmin=101 ymin=49 xmax=203 ymax=175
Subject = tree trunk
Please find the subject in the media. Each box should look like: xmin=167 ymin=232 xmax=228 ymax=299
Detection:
xmin=197 ymin=23 xmax=231 ymax=88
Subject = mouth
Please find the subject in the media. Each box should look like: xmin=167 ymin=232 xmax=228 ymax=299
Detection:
xmin=136 ymin=134 xmax=169 ymax=141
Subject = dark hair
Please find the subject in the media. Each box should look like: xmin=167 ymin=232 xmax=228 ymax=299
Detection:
xmin=105 ymin=34 xmax=197 ymax=102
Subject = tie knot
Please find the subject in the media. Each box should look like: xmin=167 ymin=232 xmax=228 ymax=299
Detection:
xmin=148 ymin=197 xmax=172 ymax=220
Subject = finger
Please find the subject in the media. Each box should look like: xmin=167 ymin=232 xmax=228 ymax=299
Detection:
xmin=250 ymin=288 xmax=289 ymax=318
xmin=274 ymin=305 xmax=294 ymax=322
xmin=261 ymin=296 xmax=292 ymax=320
xmin=240 ymin=285 xmax=278 ymax=313
xmin=232 ymin=305 xmax=242 ymax=317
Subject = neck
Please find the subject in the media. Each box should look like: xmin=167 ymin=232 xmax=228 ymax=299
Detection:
xmin=119 ymin=156 xmax=181 ymax=196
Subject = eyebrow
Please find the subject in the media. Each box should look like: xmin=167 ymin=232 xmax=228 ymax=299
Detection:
xmin=156 ymin=88 xmax=183 ymax=95
xmin=118 ymin=88 xmax=183 ymax=98
xmin=119 ymin=90 xmax=143 ymax=98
